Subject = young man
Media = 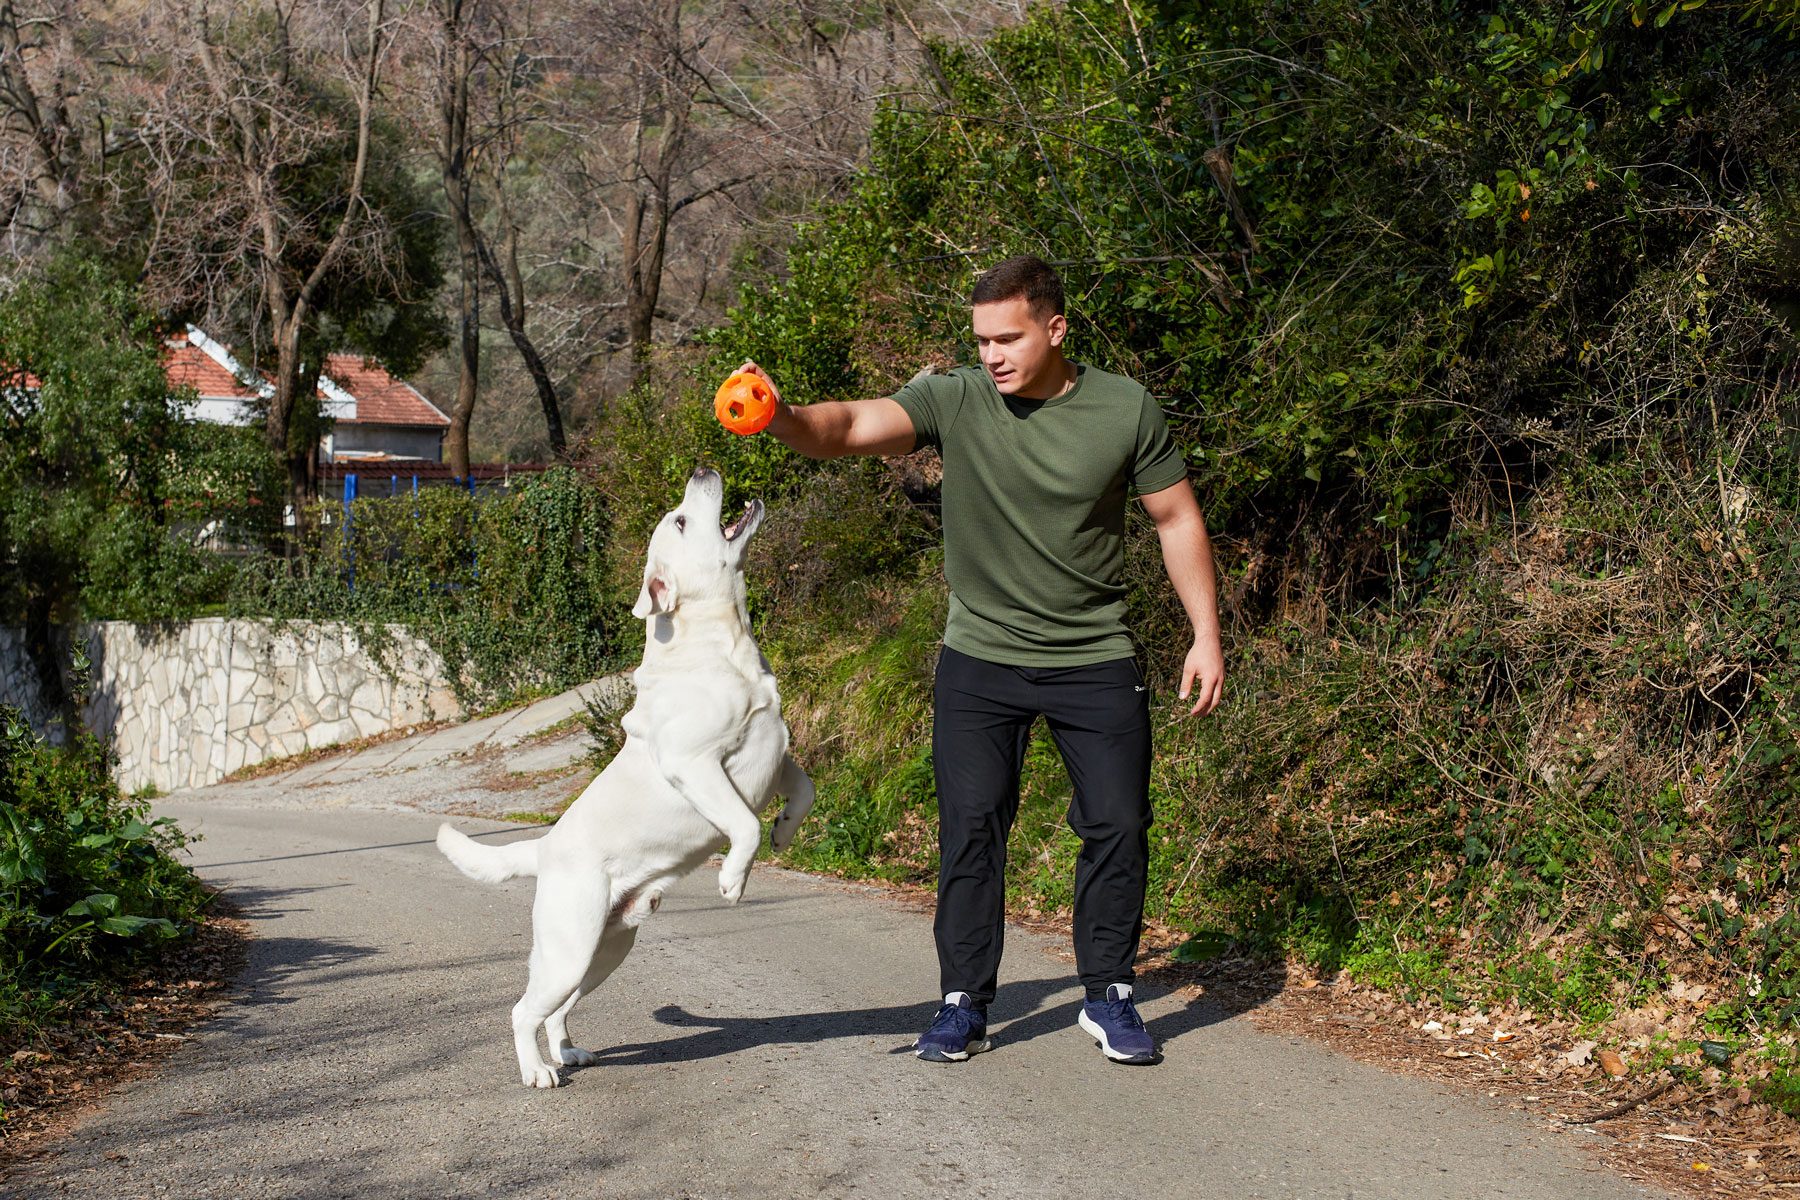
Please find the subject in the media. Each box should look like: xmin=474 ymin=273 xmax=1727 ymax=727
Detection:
xmin=744 ymin=255 xmax=1224 ymax=1065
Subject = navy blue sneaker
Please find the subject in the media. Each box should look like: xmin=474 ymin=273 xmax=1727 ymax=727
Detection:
xmin=1078 ymin=983 xmax=1159 ymax=1064
xmin=914 ymin=991 xmax=992 ymax=1062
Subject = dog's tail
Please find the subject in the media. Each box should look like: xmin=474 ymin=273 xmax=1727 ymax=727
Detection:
xmin=435 ymin=823 xmax=541 ymax=884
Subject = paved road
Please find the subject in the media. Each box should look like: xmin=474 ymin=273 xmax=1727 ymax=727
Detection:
xmin=5 ymin=794 xmax=1668 ymax=1200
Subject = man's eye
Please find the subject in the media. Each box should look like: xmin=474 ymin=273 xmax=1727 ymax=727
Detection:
xmin=674 ymin=515 xmax=686 ymax=532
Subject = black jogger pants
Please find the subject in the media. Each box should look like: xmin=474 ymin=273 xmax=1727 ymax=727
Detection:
xmin=931 ymin=645 xmax=1153 ymax=1006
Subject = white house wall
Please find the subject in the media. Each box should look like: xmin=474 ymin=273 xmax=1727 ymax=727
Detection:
xmin=329 ymin=425 xmax=445 ymax=462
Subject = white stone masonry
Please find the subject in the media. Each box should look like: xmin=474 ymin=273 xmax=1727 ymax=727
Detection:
xmin=0 ymin=620 xmax=464 ymax=794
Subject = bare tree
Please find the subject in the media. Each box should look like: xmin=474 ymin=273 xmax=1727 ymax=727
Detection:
xmin=399 ymin=0 xmax=569 ymax=467
xmin=0 ymin=0 xmax=80 ymax=244
xmin=141 ymin=0 xmax=398 ymax=505
xmin=477 ymin=124 xmax=568 ymax=454
xmin=536 ymin=1 xmax=993 ymax=396
xmin=0 ymin=0 xmax=150 ymax=258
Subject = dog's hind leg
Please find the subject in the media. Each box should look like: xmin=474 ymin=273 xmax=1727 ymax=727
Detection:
xmin=545 ymin=924 xmax=639 ymax=1068
xmin=512 ymin=865 xmax=609 ymax=1088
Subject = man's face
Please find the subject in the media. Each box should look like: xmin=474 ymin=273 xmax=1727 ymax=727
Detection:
xmin=972 ymin=296 xmax=1066 ymax=396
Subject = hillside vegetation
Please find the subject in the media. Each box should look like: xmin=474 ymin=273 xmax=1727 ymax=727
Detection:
xmin=589 ymin=0 xmax=1800 ymax=1104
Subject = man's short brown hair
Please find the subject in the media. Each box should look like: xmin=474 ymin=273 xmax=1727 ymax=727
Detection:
xmin=971 ymin=255 xmax=1065 ymax=318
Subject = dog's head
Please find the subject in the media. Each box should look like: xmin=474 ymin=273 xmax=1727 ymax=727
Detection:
xmin=632 ymin=466 xmax=765 ymax=620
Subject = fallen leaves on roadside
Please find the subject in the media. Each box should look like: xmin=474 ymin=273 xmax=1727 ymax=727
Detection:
xmin=1116 ymin=927 xmax=1800 ymax=1200
xmin=0 ymin=903 xmax=248 ymax=1167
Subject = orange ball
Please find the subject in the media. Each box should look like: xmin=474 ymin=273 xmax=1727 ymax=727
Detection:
xmin=714 ymin=371 xmax=777 ymax=436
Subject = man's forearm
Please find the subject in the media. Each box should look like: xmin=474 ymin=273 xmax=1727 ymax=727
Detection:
xmin=1157 ymin=514 xmax=1221 ymax=642
xmin=766 ymin=401 xmax=853 ymax=460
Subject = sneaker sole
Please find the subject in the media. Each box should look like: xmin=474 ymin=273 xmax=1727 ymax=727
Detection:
xmin=914 ymin=1038 xmax=993 ymax=1063
xmin=1078 ymin=1011 xmax=1160 ymax=1065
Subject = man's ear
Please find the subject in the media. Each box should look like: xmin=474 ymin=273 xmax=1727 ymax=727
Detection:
xmin=1046 ymin=312 xmax=1067 ymax=347
xmin=632 ymin=565 xmax=677 ymax=619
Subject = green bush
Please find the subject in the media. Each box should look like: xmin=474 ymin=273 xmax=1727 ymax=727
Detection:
xmin=0 ymin=707 xmax=210 ymax=1042
xmin=695 ymin=0 xmax=1800 ymax=1056
xmin=234 ymin=466 xmax=625 ymax=710
xmin=1 ymin=257 xmax=283 ymax=715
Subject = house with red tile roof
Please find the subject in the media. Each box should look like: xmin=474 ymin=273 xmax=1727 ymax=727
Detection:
xmin=169 ymin=327 xmax=449 ymax=463
xmin=316 ymin=352 xmax=450 ymax=463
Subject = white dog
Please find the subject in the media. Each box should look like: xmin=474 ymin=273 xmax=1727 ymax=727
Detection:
xmin=437 ymin=467 xmax=814 ymax=1087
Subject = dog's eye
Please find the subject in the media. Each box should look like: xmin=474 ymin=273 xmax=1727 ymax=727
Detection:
xmin=674 ymin=515 xmax=686 ymax=532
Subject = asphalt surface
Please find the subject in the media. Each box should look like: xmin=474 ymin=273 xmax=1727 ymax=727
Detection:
xmin=4 ymin=790 xmax=1672 ymax=1200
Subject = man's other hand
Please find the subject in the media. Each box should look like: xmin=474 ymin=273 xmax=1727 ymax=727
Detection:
xmin=1177 ymin=636 xmax=1224 ymax=717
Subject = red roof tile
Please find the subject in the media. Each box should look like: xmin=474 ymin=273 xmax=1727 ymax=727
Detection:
xmin=11 ymin=331 xmax=446 ymax=431
xmin=164 ymin=338 xmax=263 ymax=401
xmin=323 ymin=353 xmax=449 ymax=428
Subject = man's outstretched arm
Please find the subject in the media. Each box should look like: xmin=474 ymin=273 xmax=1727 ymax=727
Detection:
xmin=737 ymin=360 xmax=916 ymax=459
xmin=1139 ymin=478 xmax=1225 ymax=717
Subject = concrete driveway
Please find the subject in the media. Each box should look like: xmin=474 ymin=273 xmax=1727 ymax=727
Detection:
xmin=5 ymin=694 xmax=1673 ymax=1200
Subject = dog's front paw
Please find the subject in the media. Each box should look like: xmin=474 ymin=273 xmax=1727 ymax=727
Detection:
xmin=719 ymin=869 xmax=747 ymax=905
xmin=771 ymin=808 xmax=798 ymax=851
xmin=521 ymin=1061 xmax=563 ymax=1089
xmin=557 ymin=1047 xmax=599 ymax=1068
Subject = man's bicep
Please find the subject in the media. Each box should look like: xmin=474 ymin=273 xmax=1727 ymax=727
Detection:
xmin=1138 ymin=476 xmax=1202 ymax=528
xmin=844 ymin=397 xmax=919 ymax=456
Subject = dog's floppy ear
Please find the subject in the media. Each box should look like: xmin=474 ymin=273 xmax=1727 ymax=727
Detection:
xmin=632 ymin=564 xmax=678 ymax=619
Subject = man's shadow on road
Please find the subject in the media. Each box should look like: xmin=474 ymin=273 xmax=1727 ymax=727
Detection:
xmin=582 ymin=968 xmax=1282 ymax=1069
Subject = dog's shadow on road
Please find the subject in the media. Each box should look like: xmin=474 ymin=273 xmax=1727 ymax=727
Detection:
xmin=583 ymin=973 xmax=1266 ymax=1068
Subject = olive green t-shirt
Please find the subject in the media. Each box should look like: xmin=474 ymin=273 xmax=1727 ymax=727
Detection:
xmin=892 ymin=362 xmax=1188 ymax=667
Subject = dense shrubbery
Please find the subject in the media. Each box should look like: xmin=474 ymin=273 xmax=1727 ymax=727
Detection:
xmin=0 ymin=705 xmax=210 ymax=1043
xmin=0 ymin=259 xmax=283 ymax=716
xmin=671 ymin=0 xmax=1800 ymax=1086
xmin=232 ymin=466 xmax=626 ymax=710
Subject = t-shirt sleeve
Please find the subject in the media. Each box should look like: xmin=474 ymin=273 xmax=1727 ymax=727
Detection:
xmin=1130 ymin=390 xmax=1188 ymax=494
xmin=890 ymin=372 xmax=959 ymax=452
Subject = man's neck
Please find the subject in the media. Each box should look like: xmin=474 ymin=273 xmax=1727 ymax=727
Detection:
xmin=1013 ymin=354 xmax=1076 ymax=401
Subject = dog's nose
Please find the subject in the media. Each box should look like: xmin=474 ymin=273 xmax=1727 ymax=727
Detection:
xmin=691 ymin=466 xmax=714 ymax=481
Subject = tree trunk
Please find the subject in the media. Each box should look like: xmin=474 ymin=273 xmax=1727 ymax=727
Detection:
xmin=621 ymin=166 xmax=674 ymax=391
xmin=439 ymin=0 xmax=479 ymax=478
xmin=478 ymin=175 xmax=564 ymax=454
xmin=22 ymin=586 xmax=74 ymax=734
xmin=0 ymin=0 xmax=81 ymax=232
xmin=445 ymin=252 xmax=478 ymax=477
xmin=268 ymin=316 xmax=303 ymax=479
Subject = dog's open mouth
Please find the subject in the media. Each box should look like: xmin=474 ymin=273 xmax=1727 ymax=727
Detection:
xmin=722 ymin=499 xmax=760 ymax=542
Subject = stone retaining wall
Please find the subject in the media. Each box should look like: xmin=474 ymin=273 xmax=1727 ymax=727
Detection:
xmin=0 ymin=620 xmax=463 ymax=794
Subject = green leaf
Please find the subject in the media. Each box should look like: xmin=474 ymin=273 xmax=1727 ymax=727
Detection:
xmin=64 ymin=892 xmax=121 ymax=918
xmin=98 ymin=915 xmax=175 ymax=937
xmin=1171 ymin=930 xmax=1235 ymax=963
